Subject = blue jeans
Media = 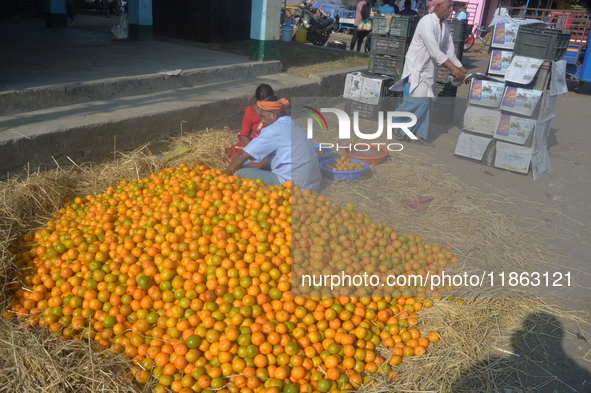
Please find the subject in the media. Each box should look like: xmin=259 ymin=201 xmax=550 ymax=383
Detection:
xmin=235 ymin=167 xmax=282 ymax=186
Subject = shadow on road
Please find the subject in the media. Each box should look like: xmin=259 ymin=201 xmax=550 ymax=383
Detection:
xmin=449 ymin=311 xmax=591 ymax=393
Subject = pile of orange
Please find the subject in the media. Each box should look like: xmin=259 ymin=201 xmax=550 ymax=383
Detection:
xmin=5 ymin=164 xmax=457 ymax=393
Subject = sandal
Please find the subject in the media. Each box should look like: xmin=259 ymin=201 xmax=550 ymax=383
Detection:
xmin=412 ymin=137 xmax=435 ymax=147
xmin=400 ymin=199 xmax=419 ymax=210
xmin=418 ymin=195 xmax=433 ymax=206
xmin=394 ymin=130 xmax=407 ymax=141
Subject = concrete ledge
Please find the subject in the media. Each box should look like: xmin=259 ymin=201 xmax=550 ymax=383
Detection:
xmin=0 ymin=67 xmax=358 ymax=176
xmin=0 ymin=61 xmax=283 ymax=116
xmin=308 ymin=66 xmax=366 ymax=82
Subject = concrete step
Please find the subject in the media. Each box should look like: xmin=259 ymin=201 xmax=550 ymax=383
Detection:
xmin=0 ymin=61 xmax=283 ymax=116
xmin=0 ymin=66 xmax=364 ymax=177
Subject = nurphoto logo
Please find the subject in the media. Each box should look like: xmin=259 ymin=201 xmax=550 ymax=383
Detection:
xmin=303 ymin=107 xmax=419 ymax=152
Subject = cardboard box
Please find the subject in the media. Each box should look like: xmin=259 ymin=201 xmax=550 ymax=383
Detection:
xmin=343 ymin=72 xmax=395 ymax=106
xmin=491 ymin=22 xmax=519 ymax=49
xmin=360 ymin=77 xmax=394 ymax=105
xmin=494 ymin=114 xmax=536 ymax=145
xmin=494 ymin=141 xmax=532 ymax=174
xmin=500 ymin=86 xmax=543 ymax=116
xmin=343 ymin=73 xmax=363 ymax=101
xmin=463 ymin=106 xmax=502 ymax=136
xmin=489 ymin=50 xmax=513 ymax=76
xmin=468 ymin=79 xmax=505 ymax=108
xmin=454 ymin=132 xmax=493 ymax=161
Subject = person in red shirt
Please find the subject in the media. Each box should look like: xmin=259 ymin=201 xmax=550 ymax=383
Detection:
xmin=226 ymin=84 xmax=274 ymax=159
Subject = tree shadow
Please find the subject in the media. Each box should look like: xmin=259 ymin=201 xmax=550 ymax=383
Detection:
xmin=449 ymin=311 xmax=591 ymax=393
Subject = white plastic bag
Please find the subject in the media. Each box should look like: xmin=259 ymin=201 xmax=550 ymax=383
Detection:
xmin=551 ymin=60 xmax=568 ymax=96
xmin=111 ymin=13 xmax=129 ymax=40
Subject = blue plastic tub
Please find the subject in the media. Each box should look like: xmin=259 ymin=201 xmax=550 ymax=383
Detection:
xmin=313 ymin=143 xmax=333 ymax=162
xmin=319 ymin=158 xmax=368 ymax=181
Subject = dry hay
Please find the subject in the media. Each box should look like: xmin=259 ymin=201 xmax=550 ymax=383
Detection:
xmin=163 ymin=127 xmax=235 ymax=169
xmin=0 ymin=317 xmax=154 ymax=393
xmin=0 ymin=129 xmax=235 ymax=392
xmin=0 ymin=127 xmax=587 ymax=392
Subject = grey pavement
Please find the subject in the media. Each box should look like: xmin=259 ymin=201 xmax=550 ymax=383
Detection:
xmin=0 ymin=14 xmax=250 ymax=91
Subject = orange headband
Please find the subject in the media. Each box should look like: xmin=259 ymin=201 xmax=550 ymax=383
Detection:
xmin=257 ymin=98 xmax=290 ymax=112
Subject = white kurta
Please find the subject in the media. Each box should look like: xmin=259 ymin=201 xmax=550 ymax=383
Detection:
xmin=394 ymin=12 xmax=463 ymax=98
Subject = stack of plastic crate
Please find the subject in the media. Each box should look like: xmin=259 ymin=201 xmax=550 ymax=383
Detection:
xmin=367 ymin=15 xmax=418 ymax=80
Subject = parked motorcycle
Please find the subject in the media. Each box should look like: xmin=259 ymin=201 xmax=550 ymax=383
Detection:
xmin=76 ymin=0 xmax=121 ymax=18
xmin=291 ymin=1 xmax=339 ymax=46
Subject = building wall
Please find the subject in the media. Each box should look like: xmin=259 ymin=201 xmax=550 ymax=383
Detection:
xmin=152 ymin=0 xmax=252 ymax=43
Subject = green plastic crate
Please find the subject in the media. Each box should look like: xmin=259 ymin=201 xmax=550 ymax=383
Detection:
xmin=367 ymin=55 xmax=405 ymax=79
xmin=370 ymin=35 xmax=411 ymax=57
xmin=448 ymin=19 xmax=469 ymax=43
xmin=514 ymin=25 xmax=571 ymax=61
xmin=373 ymin=15 xmax=418 ymax=37
xmin=430 ymin=101 xmax=455 ymax=125
xmin=434 ymin=82 xmax=458 ymax=98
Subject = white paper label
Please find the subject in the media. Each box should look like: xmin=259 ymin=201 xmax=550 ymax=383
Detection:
xmin=455 ymin=132 xmax=493 ymax=160
xmin=500 ymin=86 xmax=543 ymax=116
xmin=494 ymin=114 xmax=536 ymax=145
xmin=551 ymin=60 xmax=568 ymax=96
xmin=504 ymin=56 xmax=545 ymax=85
xmin=491 ymin=23 xmax=519 ymax=49
xmin=488 ymin=50 xmax=513 ymax=76
xmin=531 ymin=147 xmax=553 ymax=180
xmin=494 ymin=141 xmax=532 ymax=173
xmin=464 ymin=106 xmax=502 ymax=136
xmin=469 ymin=79 xmax=506 ymax=107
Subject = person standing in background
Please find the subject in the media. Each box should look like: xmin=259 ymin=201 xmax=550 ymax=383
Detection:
xmin=399 ymin=0 xmax=418 ymax=15
xmin=350 ymin=0 xmax=371 ymax=52
xmin=453 ymin=1 xmax=469 ymax=20
xmin=373 ymin=0 xmax=399 ymax=15
xmin=417 ymin=1 xmax=427 ymax=16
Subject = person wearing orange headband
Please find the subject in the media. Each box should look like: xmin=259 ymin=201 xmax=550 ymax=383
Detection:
xmin=225 ymin=84 xmax=274 ymax=159
xmin=223 ymin=96 xmax=322 ymax=191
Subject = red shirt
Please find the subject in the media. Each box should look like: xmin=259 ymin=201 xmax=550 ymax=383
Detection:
xmin=240 ymin=106 xmax=265 ymax=140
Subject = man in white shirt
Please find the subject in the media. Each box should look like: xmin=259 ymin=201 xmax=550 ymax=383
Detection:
xmin=223 ymin=97 xmax=322 ymax=191
xmin=391 ymin=0 xmax=467 ymax=146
